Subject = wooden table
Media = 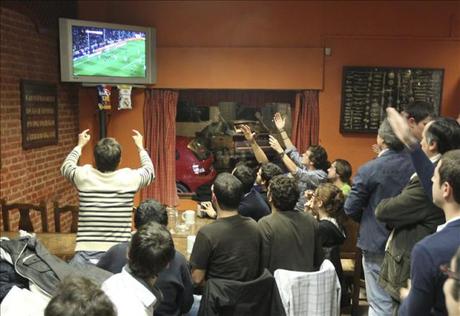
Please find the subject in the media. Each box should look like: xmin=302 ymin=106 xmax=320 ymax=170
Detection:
xmin=0 ymin=214 xmax=214 ymax=260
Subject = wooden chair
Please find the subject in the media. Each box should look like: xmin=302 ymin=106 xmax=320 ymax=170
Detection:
xmin=340 ymin=219 xmax=363 ymax=315
xmin=53 ymin=201 xmax=79 ymax=233
xmin=1 ymin=199 xmax=48 ymax=232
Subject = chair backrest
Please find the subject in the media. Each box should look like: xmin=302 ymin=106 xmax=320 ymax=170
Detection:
xmin=198 ymin=269 xmax=285 ymax=316
xmin=1 ymin=199 xmax=48 ymax=232
xmin=274 ymin=260 xmax=341 ymax=316
xmin=340 ymin=219 xmax=360 ymax=259
xmin=53 ymin=201 xmax=79 ymax=233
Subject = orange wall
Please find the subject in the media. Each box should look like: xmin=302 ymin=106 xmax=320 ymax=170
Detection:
xmin=77 ymin=1 xmax=460 ymax=193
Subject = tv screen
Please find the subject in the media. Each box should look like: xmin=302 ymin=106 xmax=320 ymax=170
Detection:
xmin=59 ymin=18 xmax=156 ymax=84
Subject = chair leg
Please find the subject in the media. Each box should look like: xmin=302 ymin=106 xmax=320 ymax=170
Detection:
xmin=351 ymin=251 xmax=363 ymax=315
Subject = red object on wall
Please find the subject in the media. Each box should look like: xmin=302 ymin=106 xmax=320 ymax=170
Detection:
xmin=175 ymin=136 xmax=216 ymax=193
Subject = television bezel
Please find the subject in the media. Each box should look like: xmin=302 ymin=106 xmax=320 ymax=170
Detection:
xmin=59 ymin=18 xmax=156 ymax=84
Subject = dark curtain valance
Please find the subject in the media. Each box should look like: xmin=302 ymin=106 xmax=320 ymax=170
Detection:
xmin=178 ymin=89 xmax=299 ymax=107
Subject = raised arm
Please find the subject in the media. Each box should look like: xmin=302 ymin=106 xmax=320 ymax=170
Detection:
xmin=274 ymin=112 xmax=295 ymax=150
xmin=61 ymin=129 xmax=91 ymax=184
xmin=241 ymin=124 xmax=269 ymax=164
xmin=132 ymin=129 xmax=155 ymax=188
xmin=386 ymin=108 xmax=434 ymax=199
xmin=269 ymin=135 xmax=298 ymax=175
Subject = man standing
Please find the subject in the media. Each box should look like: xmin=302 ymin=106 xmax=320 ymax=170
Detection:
xmin=385 ymin=108 xmax=460 ymax=315
xmin=61 ymin=129 xmax=154 ymax=264
xmin=190 ymin=173 xmax=261 ymax=287
xmin=399 ymin=150 xmax=460 ymax=315
xmin=376 ymin=117 xmax=460 ymax=312
xmin=344 ymin=119 xmax=414 ymax=316
xmin=258 ymin=175 xmax=323 ymax=273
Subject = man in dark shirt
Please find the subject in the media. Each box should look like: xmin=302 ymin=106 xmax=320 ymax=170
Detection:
xmin=190 ymin=173 xmax=261 ymax=287
xmin=97 ymin=199 xmax=193 ymax=316
xmin=233 ymin=164 xmax=271 ymax=221
xmin=258 ymin=175 xmax=324 ymax=273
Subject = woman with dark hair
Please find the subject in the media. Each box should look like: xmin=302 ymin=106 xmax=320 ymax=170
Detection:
xmin=305 ymin=183 xmax=346 ymax=279
xmin=328 ymin=159 xmax=352 ymax=197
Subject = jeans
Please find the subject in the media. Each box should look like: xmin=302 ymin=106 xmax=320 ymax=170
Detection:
xmin=70 ymin=251 xmax=106 ymax=265
xmin=362 ymin=250 xmax=393 ymax=316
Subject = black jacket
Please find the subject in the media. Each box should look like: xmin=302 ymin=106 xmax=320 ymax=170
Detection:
xmin=198 ymin=269 xmax=286 ymax=316
xmin=375 ymin=175 xmax=445 ymax=301
xmin=0 ymin=236 xmax=112 ymax=296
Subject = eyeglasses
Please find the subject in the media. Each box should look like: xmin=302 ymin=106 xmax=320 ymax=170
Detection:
xmin=440 ymin=264 xmax=460 ymax=282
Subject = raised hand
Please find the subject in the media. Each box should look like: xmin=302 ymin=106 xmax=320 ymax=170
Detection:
xmin=269 ymin=135 xmax=283 ymax=154
xmin=77 ymin=129 xmax=91 ymax=148
xmin=241 ymin=124 xmax=255 ymax=142
xmin=132 ymin=129 xmax=144 ymax=150
xmin=386 ymin=107 xmax=417 ymax=147
xmin=274 ymin=112 xmax=286 ymax=131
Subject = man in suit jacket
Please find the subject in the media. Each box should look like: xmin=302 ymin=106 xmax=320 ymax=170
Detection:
xmin=344 ymin=119 xmax=415 ymax=316
xmin=376 ymin=117 xmax=460 ymax=311
xmin=386 ymin=108 xmax=460 ymax=315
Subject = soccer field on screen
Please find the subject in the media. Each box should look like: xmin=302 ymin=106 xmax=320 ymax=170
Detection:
xmin=73 ymin=40 xmax=146 ymax=77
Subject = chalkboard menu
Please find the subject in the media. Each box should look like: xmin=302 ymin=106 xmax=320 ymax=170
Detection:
xmin=340 ymin=67 xmax=443 ymax=133
xmin=21 ymin=80 xmax=58 ymax=149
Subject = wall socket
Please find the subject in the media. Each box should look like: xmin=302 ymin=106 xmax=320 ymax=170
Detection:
xmin=324 ymin=47 xmax=332 ymax=56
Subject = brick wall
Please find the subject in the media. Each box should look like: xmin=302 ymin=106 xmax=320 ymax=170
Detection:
xmin=0 ymin=7 xmax=79 ymax=232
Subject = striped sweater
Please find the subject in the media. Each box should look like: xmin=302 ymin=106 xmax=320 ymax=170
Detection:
xmin=61 ymin=146 xmax=154 ymax=252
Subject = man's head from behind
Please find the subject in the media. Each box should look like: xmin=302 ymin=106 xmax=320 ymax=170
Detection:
xmin=134 ymin=199 xmax=167 ymax=229
xmin=256 ymin=162 xmax=283 ymax=187
xmin=421 ymin=117 xmax=460 ymax=156
xmin=232 ymin=164 xmax=256 ymax=194
xmin=403 ymin=101 xmax=435 ymax=140
xmin=94 ymin=138 xmax=121 ymax=172
xmin=212 ymin=172 xmax=243 ymax=211
xmin=432 ymin=149 xmax=460 ymax=210
xmin=378 ymin=118 xmax=405 ymax=152
xmin=129 ymin=221 xmax=175 ymax=280
xmin=268 ymin=175 xmax=299 ymax=212
xmin=45 ymin=276 xmax=115 ymax=316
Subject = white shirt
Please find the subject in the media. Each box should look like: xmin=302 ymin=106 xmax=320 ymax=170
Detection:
xmin=436 ymin=216 xmax=460 ymax=232
xmin=102 ymin=267 xmax=158 ymax=316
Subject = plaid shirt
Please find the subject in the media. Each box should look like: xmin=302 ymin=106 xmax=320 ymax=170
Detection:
xmin=274 ymin=260 xmax=341 ymax=316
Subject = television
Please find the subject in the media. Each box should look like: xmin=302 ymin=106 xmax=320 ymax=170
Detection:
xmin=59 ymin=18 xmax=156 ymax=84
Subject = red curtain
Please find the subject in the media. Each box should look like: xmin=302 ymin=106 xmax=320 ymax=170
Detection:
xmin=142 ymin=89 xmax=179 ymax=207
xmin=291 ymin=90 xmax=319 ymax=153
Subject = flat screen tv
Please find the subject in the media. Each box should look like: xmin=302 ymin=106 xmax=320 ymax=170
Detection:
xmin=59 ymin=18 xmax=156 ymax=84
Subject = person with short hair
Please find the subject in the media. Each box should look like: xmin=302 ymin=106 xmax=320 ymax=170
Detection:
xmin=61 ymin=129 xmax=154 ymax=265
xmin=190 ymin=173 xmax=261 ymax=287
xmin=376 ymin=116 xmax=460 ymax=313
xmin=102 ymin=221 xmax=175 ymax=316
xmin=45 ymin=276 xmax=115 ymax=316
xmin=258 ymin=175 xmax=323 ymax=273
xmin=344 ymin=119 xmax=415 ymax=316
xmin=270 ymin=112 xmax=329 ymax=212
xmin=385 ymin=108 xmax=460 ymax=315
xmin=443 ymin=247 xmax=460 ymax=316
xmin=402 ymin=101 xmax=436 ymax=140
xmin=97 ymin=199 xmax=194 ymax=316
xmin=232 ymin=164 xmax=271 ymax=221
xmin=398 ymin=150 xmax=460 ymax=315
xmin=327 ymin=159 xmax=352 ymax=197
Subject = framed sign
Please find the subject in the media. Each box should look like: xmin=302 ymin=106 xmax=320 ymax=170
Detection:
xmin=340 ymin=67 xmax=443 ymax=133
xmin=21 ymin=80 xmax=58 ymax=149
